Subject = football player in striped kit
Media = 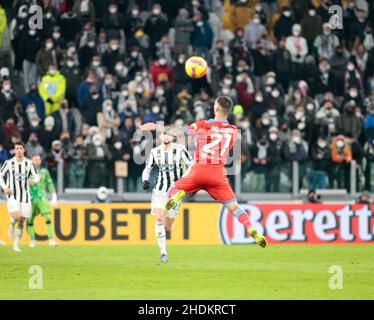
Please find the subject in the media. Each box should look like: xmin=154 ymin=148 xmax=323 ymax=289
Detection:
xmin=0 ymin=143 xmax=40 ymax=252
xmin=142 ymin=128 xmax=193 ymax=263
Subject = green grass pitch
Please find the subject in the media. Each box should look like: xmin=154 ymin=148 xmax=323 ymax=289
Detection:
xmin=0 ymin=245 xmax=373 ymax=300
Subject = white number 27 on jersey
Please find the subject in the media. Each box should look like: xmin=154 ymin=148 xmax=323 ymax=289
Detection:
xmin=202 ymin=133 xmax=232 ymax=157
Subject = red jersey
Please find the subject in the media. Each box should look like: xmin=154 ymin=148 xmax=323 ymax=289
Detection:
xmin=185 ymin=119 xmax=238 ymax=166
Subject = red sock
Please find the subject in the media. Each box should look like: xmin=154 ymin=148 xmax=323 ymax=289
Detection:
xmin=236 ymin=211 xmax=252 ymax=229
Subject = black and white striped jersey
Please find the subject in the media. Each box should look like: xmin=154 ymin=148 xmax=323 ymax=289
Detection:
xmin=142 ymin=143 xmax=193 ymax=193
xmin=0 ymin=157 xmax=39 ymax=204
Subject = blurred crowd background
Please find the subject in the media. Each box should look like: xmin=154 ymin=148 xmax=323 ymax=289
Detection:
xmin=0 ymin=0 xmax=374 ymax=194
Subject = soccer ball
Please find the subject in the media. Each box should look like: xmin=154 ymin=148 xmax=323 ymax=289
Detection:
xmin=185 ymin=56 xmax=208 ymax=79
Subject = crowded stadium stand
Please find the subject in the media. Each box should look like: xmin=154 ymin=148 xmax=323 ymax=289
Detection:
xmin=0 ymin=0 xmax=374 ymax=201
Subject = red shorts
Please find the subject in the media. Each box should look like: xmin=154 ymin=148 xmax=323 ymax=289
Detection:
xmin=174 ymin=164 xmax=237 ymax=204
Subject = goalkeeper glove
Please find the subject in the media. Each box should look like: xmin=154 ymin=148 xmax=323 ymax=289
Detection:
xmin=143 ymin=180 xmax=150 ymax=190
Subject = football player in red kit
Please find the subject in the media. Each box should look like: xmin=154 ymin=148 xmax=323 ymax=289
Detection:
xmin=141 ymin=96 xmax=267 ymax=247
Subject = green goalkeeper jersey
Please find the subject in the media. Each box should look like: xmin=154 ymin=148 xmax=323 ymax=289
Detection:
xmin=30 ymin=168 xmax=56 ymax=201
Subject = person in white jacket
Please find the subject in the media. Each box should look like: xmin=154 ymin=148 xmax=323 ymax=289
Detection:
xmin=286 ymin=24 xmax=308 ymax=81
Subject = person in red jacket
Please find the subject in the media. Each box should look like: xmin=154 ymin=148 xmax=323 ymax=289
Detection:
xmin=149 ymin=57 xmax=173 ymax=87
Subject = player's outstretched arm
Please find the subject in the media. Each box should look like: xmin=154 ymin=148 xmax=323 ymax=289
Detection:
xmin=0 ymin=162 xmax=12 ymax=195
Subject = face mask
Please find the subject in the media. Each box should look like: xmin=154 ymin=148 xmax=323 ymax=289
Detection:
xmin=104 ymin=104 xmax=112 ymax=112
xmin=306 ymin=104 xmax=314 ymax=111
xmin=295 ymin=111 xmax=304 ymax=120
xmin=94 ymin=139 xmax=102 ymax=146
xmin=114 ymin=142 xmax=122 ymax=150
xmin=255 ymin=96 xmax=263 ymax=103
xmin=241 ymin=122 xmax=249 ymax=130
xmin=222 ymin=88 xmax=230 ymax=95
xmin=49 ymin=69 xmax=56 ymax=75
xmin=293 ymin=136 xmax=301 ymax=144
xmin=293 ymin=30 xmax=301 ymax=36
xmin=262 ymin=118 xmax=270 ymax=126
xmin=31 ymin=121 xmax=39 ymax=127
xmin=53 ymin=32 xmax=61 ymax=39
xmin=104 ymin=79 xmax=113 ymax=86
xmin=109 ymin=7 xmax=117 ymax=14
xmin=253 ymin=18 xmax=260 ymax=24
xmin=122 ymin=90 xmax=128 ymax=97
xmin=309 ymin=10 xmax=316 ymax=16
xmin=132 ymin=10 xmax=139 ymax=16
xmin=111 ymin=44 xmax=119 ymax=51
xmin=92 ymin=61 xmax=100 ymax=67
xmin=178 ymin=57 xmax=185 ymax=64
xmin=283 ymin=11 xmax=291 ymax=17
xmin=271 ymin=90 xmax=280 ymax=98
xmin=349 ymin=90 xmax=358 ymax=97
xmin=115 ymin=64 xmax=124 ymax=72
xmin=196 ymin=21 xmax=203 ymax=27
xmin=88 ymin=41 xmax=95 ymax=48
xmin=268 ymin=109 xmax=277 ymax=117
xmin=92 ymin=93 xmax=99 ymax=99
xmin=152 ymin=106 xmax=160 ymax=114
xmin=159 ymin=59 xmax=167 ymax=66
xmin=156 ymin=89 xmax=164 ymax=96
xmin=347 ymin=64 xmax=355 ymax=71
xmin=29 ymin=30 xmax=36 ymax=36
xmin=131 ymin=51 xmax=139 ymax=58
xmin=136 ymin=87 xmax=143 ymax=94
xmin=46 ymin=42 xmax=53 ymax=50
xmin=318 ymin=141 xmax=327 ymax=148
xmin=336 ymin=140 xmax=344 ymax=148
xmin=153 ymin=9 xmax=161 ymax=15
xmin=224 ymin=79 xmax=232 ymax=86
xmin=269 ymin=133 xmax=278 ymax=141
xmin=135 ymin=76 xmax=142 ymax=82
xmin=225 ymin=61 xmax=233 ymax=68
xmin=67 ymin=61 xmax=74 ymax=68
xmin=46 ymin=12 xmax=52 ymax=19
xmin=3 ymin=84 xmax=11 ymax=91
xmin=267 ymin=78 xmax=276 ymax=86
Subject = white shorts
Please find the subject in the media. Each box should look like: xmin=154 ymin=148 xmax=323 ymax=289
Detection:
xmin=151 ymin=191 xmax=180 ymax=219
xmin=7 ymin=198 xmax=32 ymax=218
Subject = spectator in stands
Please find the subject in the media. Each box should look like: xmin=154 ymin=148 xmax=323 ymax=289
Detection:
xmin=244 ymin=13 xmax=265 ymax=50
xmin=39 ymin=64 xmax=67 ymax=116
xmin=313 ymin=23 xmax=340 ymax=60
xmin=266 ymin=127 xmax=282 ymax=193
xmin=67 ymin=135 xmax=87 ymax=188
xmin=191 ymin=12 xmax=214 ymax=59
xmin=25 ymin=133 xmax=44 ymax=159
xmin=73 ymin=0 xmax=96 ymax=25
xmin=87 ymin=134 xmax=112 ymax=188
xmin=331 ymin=135 xmax=353 ymax=190
xmin=0 ymin=78 xmax=17 ymax=124
xmin=300 ymin=6 xmax=323 ymax=50
xmin=144 ymin=3 xmax=169 ymax=54
xmin=336 ymin=101 xmax=363 ymax=140
xmin=274 ymin=6 xmax=295 ymax=41
xmin=97 ymin=99 xmax=121 ymax=142
xmin=283 ymin=129 xmax=309 ymax=189
xmin=250 ymin=135 xmax=269 ymax=192
xmin=174 ymin=8 xmax=194 ymax=57
xmin=149 ymin=57 xmax=173 ymax=87
xmin=310 ymin=136 xmax=331 ymax=190
xmin=35 ymin=38 xmax=60 ymax=77
xmin=286 ymin=24 xmax=308 ymax=81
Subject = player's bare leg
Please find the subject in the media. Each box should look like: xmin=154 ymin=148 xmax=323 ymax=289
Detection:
xmin=154 ymin=208 xmax=168 ymax=263
xmin=225 ymin=202 xmax=267 ymax=248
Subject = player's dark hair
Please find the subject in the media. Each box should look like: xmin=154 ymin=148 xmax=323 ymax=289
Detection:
xmin=14 ymin=142 xmax=25 ymax=149
xmin=216 ymin=96 xmax=233 ymax=115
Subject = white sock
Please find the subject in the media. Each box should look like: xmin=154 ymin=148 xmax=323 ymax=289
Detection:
xmin=14 ymin=227 xmax=23 ymax=246
xmin=10 ymin=217 xmax=16 ymax=228
xmin=155 ymin=221 xmax=167 ymax=255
